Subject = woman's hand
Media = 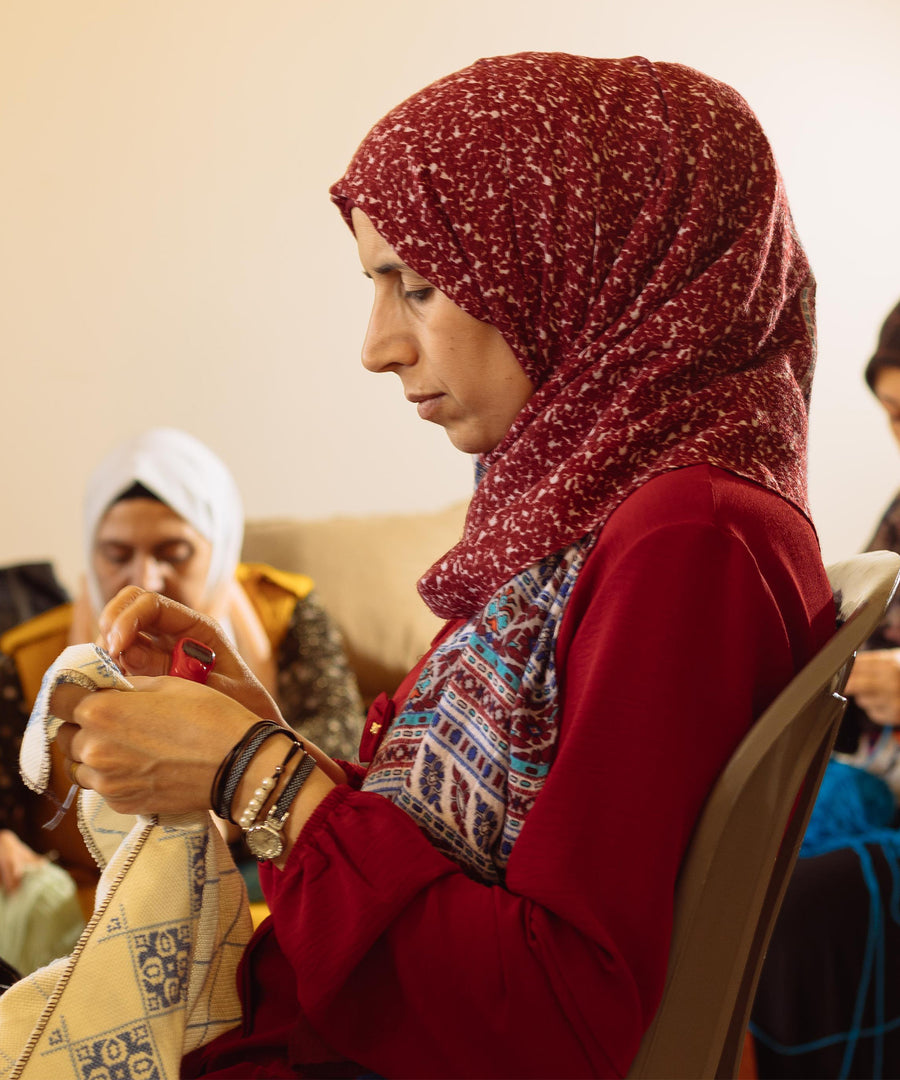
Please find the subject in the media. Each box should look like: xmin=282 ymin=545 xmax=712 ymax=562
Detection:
xmin=52 ymin=677 xmax=261 ymax=817
xmin=0 ymin=830 xmax=46 ymax=894
xmin=846 ymin=649 xmax=900 ymax=726
xmin=50 ymin=585 xmax=348 ymax=825
xmin=52 ymin=675 xmax=344 ymax=841
xmin=98 ymin=586 xmax=281 ymax=724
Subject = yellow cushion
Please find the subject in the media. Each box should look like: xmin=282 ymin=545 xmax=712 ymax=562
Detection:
xmin=0 ymin=604 xmax=72 ymax=708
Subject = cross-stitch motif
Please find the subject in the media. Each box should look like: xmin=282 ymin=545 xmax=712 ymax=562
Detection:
xmin=71 ymin=1022 xmax=158 ymax=1080
xmin=134 ymin=924 xmax=192 ymax=1014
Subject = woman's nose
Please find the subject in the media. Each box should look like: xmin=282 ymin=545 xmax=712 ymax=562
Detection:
xmin=361 ymin=299 xmax=417 ymax=373
xmin=134 ymin=555 xmax=166 ymax=593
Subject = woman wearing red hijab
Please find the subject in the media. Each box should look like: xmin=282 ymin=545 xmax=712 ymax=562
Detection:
xmin=52 ymin=53 xmax=834 ymax=1077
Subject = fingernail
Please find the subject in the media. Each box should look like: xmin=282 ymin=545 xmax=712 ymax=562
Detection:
xmin=123 ymin=645 xmax=149 ymax=671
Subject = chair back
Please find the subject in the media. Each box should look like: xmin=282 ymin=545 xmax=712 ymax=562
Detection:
xmin=626 ymin=550 xmax=900 ymax=1079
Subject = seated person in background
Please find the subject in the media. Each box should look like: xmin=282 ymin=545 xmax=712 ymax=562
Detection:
xmin=750 ymin=296 xmax=900 ymax=1080
xmin=0 ymin=427 xmax=363 ymax=969
xmin=843 ymin=298 xmax=900 ymax=733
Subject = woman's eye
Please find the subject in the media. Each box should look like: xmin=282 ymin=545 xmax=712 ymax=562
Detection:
xmin=404 ymin=287 xmax=434 ymax=303
xmin=96 ymin=544 xmax=131 ymax=566
xmin=157 ymin=542 xmax=194 ymax=566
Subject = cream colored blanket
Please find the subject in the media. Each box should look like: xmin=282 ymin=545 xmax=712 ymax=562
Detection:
xmin=0 ymin=644 xmax=252 ymax=1080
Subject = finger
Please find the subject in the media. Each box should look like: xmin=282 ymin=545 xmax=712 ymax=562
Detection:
xmin=126 ymin=675 xmax=175 ymax=692
xmin=100 ymin=588 xmax=209 ymax=654
xmin=0 ymin=863 xmax=16 ymax=895
xmin=53 ymin=720 xmax=80 ymax=760
xmin=99 ymin=592 xmax=230 ymax=682
xmin=67 ymin=758 xmax=85 ymax=789
xmin=49 ymin=684 xmax=93 ymax=728
xmin=852 ymin=647 xmax=893 ymax=661
xmin=854 ymin=694 xmax=898 ymax=725
xmin=0 ymin=839 xmax=13 ymax=894
xmin=846 ymin=671 xmax=873 ymax=694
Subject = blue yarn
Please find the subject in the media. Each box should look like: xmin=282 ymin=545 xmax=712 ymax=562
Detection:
xmin=752 ymin=760 xmax=900 ymax=1077
xmin=801 ymin=760 xmax=897 ymax=858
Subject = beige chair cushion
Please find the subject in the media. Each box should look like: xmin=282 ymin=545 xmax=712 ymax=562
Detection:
xmin=242 ymin=500 xmax=468 ymax=707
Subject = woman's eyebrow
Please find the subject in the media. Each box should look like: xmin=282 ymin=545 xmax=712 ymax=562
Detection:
xmin=376 ymin=261 xmax=406 ymax=275
xmin=361 ymin=261 xmax=415 ymax=280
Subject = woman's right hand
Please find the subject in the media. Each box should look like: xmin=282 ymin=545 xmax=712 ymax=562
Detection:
xmin=0 ymin=830 xmax=46 ymax=894
xmin=97 ymin=586 xmax=282 ymax=725
xmin=845 ymin=648 xmax=900 ymax=726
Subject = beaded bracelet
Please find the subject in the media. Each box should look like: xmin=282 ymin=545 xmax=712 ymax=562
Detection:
xmin=244 ymin=751 xmax=318 ymax=861
xmin=236 ymin=738 xmax=303 ymax=830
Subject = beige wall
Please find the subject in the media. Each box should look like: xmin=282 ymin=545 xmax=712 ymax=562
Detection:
xmin=2 ymin=0 xmax=899 ymax=591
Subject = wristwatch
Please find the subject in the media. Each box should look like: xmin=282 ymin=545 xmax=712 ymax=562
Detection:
xmin=245 ymin=752 xmax=317 ymax=860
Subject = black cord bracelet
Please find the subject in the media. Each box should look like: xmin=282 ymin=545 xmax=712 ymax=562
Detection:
xmin=212 ymin=721 xmax=295 ymax=823
xmin=210 ymin=720 xmax=274 ymax=817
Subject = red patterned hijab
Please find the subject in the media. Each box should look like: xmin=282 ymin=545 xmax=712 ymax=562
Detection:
xmin=331 ymin=52 xmax=816 ymax=619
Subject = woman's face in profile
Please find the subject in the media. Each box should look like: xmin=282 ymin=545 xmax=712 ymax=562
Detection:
xmin=351 ymin=208 xmax=533 ymax=455
xmin=92 ymin=498 xmax=214 ymax=611
xmin=874 ymin=367 xmax=900 ymax=451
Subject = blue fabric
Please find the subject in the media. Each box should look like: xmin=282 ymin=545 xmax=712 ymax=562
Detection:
xmin=801 ymin=759 xmax=896 ymax=858
xmin=752 ymin=759 xmax=900 ymax=1078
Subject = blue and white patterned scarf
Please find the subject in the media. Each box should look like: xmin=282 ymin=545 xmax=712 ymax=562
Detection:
xmin=363 ymin=537 xmax=593 ymax=884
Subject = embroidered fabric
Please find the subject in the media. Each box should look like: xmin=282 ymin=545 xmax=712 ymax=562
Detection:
xmin=1 ymin=644 xmax=251 ymax=1080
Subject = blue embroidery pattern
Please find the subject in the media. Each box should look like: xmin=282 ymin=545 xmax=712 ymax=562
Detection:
xmin=134 ymin=925 xmax=191 ymax=1014
xmin=363 ymin=538 xmax=591 ymax=882
xmin=71 ymin=1022 xmax=159 ymax=1080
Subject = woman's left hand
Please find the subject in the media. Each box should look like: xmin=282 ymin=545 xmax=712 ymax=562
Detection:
xmin=0 ymin=830 xmax=46 ymax=894
xmin=53 ymin=676 xmax=259 ymax=817
xmin=846 ymin=648 xmax=900 ymax=726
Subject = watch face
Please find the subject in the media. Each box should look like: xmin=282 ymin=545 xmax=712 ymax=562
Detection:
xmin=246 ymin=823 xmax=284 ymax=861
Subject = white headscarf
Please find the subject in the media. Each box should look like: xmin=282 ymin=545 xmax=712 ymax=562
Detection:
xmin=83 ymin=428 xmax=244 ymax=615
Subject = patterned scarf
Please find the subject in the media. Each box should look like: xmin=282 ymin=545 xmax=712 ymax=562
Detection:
xmin=363 ymin=541 xmax=590 ymax=883
xmin=331 ymin=53 xmax=816 ymax=879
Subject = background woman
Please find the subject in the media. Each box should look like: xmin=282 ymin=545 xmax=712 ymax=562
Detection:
xmin=50 ymin=53 xmax=833 ymax=1078
xmin=751 ymin=298 xmax=900 ymax=1079
xmin=844 ymin=299 xmax=900 ymax=727
xmin=0 ymin=427 xmax=362 ymax=967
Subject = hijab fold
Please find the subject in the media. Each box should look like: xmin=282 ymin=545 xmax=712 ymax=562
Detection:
xmin=331 ymin=52 xmax=816 ymax=619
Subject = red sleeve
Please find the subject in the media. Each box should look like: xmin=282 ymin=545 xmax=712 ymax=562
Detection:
xmin=332 ymin=760 xmax=366 ymax=789
xmin=257 ymin=495 xmax=833 ymax=1079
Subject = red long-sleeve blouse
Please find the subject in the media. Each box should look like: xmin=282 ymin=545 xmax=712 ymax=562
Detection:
xmin=184 ymin=466 xmax=835 ymax=1079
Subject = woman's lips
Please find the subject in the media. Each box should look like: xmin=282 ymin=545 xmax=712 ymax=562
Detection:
xmin=409 ymin=393 xmax=444 ymax=421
